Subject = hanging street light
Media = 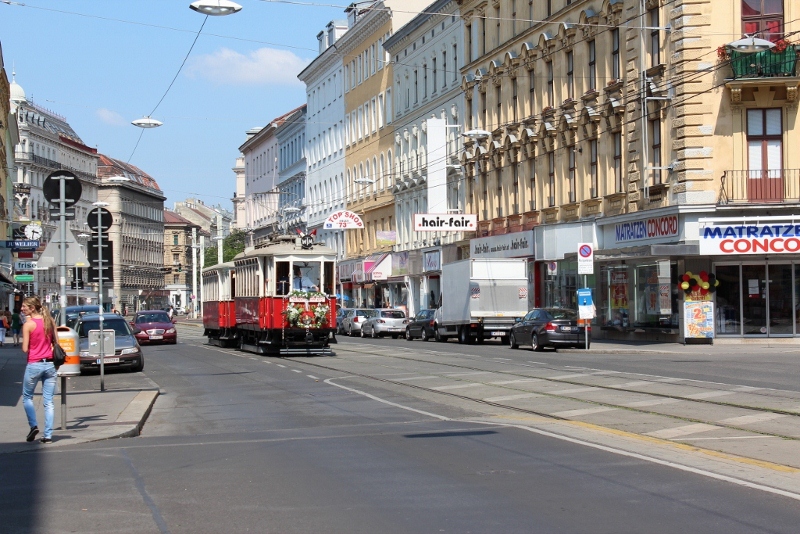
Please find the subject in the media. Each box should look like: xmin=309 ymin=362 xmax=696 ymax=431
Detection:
xmin=726 ymin=34 xmax=775 ymax=54
xmin=131 ymin=116 xmax=163 ymax=128
xmin=189 ymin=0 xmax=242 ymax=16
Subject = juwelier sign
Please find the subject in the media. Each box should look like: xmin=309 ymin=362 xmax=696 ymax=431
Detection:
xmin=699 ymin=222 xmax=800 ymax=255
xmin=414 ymin=213 xmax=477 ymax=232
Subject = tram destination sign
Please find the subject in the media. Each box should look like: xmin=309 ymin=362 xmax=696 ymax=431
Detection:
xmin=699 ymin=222 xmax=800 ymax=255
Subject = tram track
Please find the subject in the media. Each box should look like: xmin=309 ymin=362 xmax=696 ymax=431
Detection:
xmin=277 ymin=342 xmax=800 ymax=444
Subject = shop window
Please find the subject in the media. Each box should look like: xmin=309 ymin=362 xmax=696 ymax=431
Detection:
xmin=633 ymin=262 xmax=678 ymax=328
xmin=742 ymin=0 xmax=783 ymax=42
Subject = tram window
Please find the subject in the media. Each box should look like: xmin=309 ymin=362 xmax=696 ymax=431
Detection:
xmin=324 ymin=262 xmax=335 ymax=295
xmin=276 ymin=262 xmax=290 ymax=295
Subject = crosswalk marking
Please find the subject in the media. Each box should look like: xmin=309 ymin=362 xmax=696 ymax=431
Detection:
xmin=646 ymin=423 xmax=720 ymax=439
xmin=552 ymin=407 xmax=617 ymax=418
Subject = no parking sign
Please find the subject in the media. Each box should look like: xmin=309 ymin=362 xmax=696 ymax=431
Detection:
xmin=577 ymin=243 xmax=594 ymax=274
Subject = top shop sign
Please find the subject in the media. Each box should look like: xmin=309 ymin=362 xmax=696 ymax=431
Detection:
xmin=699 ymin=223 xmax=800 ymax=255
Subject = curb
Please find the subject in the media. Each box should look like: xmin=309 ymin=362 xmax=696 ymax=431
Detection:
xmin=112 ymin=389 xmax=160 ymax=439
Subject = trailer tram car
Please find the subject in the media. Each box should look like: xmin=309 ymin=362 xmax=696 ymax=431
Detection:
xmin=221 ymin=235 xmax=337 ymax=355
xmin=202 ymin=262 xmax=237 ymax=347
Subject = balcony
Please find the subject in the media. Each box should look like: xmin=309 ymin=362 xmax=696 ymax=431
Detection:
xmin=729 ymin=46 xmax=798 ymax=79
xmin=720 ymin=169 xmax=800 ymax=204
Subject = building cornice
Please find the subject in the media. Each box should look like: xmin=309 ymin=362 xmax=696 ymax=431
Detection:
xmin=334 ymin=6 xmax=392 ymax=57
xmin=384 ymin=0 xmax=456 ymax=52
xmin=298 ymin=41 xmax=345 ymax=84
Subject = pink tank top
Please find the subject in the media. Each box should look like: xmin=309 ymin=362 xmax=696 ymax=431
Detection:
xmin=27 ymin=317 xmax=53 ymax=364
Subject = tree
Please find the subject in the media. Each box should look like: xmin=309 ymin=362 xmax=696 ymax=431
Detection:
xmin=204 ymin=230 xmax=247 ymax=267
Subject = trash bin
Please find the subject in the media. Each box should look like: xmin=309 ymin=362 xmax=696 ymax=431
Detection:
xmin=56 ymin=326 xmax=81 ymax=377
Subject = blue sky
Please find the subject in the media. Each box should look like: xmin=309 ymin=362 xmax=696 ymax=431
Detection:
xmin=0 ymin=0 xmax=344 ymax=210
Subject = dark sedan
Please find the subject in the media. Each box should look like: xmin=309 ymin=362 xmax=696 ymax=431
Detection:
xmin=405 ymin=309 xmax=436 ymax=341
xmin=509 ymin=308 xmax=590 ymax=351
xmin=75 ymin=314 xmax=144 ymax=373
xmin=131 ymin=311 xmax=177 ymax=344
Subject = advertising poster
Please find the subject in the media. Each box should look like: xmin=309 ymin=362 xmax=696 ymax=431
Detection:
xmin=376 ymin=231 xmax=397 ymax=247
xmin=683 ymin=301 xmax=715 ymax=339
xmin=610 ymin=271 xmax=628 ymax=309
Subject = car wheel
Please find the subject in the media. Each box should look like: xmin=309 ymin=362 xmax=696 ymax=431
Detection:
xmin=434 ymin=327 xmax=444 ymax=342
xmin=420 ymin=328 xmax=428 ymax=342
xmin=509 ymin=332 xmax=519 ymax=349
xmin=458 ymin=326 xmax=468 ymax=344
xmin=531 ymin=333 xmax=544 ymax=352
xmin=405 ymin=328 xmax=413 ymax=341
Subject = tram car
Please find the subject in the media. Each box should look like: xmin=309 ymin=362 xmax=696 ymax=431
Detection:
xmin=202 ymin=234 xmax=337 ymax=355
xmin=202 ymin=262 xmax=236 ymax=347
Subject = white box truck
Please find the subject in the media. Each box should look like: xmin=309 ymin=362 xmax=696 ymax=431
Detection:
xmin=433 ymin=258 xmax=529 ymax=344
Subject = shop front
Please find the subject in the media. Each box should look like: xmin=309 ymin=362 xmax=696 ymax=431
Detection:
xmin=337 ymin=259 xmax=360 ymax=306
xmin=471 ymin=230 xmax=536 ymax=308
xmin=535 ymin=222 xmax=597 ymax=312
xmin=700 ymin=218 xmax=800 ymax=338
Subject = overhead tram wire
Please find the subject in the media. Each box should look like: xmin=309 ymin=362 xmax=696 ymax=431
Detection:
xmin=128 ymin=15 xmax=210 ymax=162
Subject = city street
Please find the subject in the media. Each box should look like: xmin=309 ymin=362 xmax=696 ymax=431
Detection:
xmin=3 ymin=325 xmax=800 ymax=533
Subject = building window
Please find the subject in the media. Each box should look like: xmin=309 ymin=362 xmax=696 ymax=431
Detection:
xmin=590 ymin=139 xmax=598 ymax=198
xmin=511 ymin=0 xmax=517 ymax=36
xmin=173 ymin=274 xmax=179 ymax=284
xmin=512 ymin=77 xmax=518 ymax=123
xmin=548 ymin=152 xmax=555 ymax=207
xmin=546 ymin=62 xmax=554 ymax=106
xmin=650 ymin=118 xmax=663 ymax=185
xmin=747 ymin=108 xmax=782 ymax=199
xmin=650 ymin=8 xmax=661 ymax=67
xmin=547 ymin=0 xmax=552 ymax=17
xmin=496 ymin=168 xmax=503 ymax=217
xmin=495 ymin=84 xmax=502 ymax=125
xmin=742 ymin=0 xmax=784 ymax=42
xmin=453 ymin=44 xmax=458 ymax=81
xmin=568 ymin=147 xmax=576 ymax=203
xmin=172 ymin=253 xmax=179 ymax=264
xmin=566 ymin=51 xmax=574 ymax=100
xmin=466 ymin=24 xmax=472 ymax=63
xmin=432 ymin=57 xmax=437 ymax=92
xmin=481 ymin=170 xmax=488 ymax=219
xmin=173 ymin=234 xmax=179 ymax=245
xmin=414 ymin=69 xmax=419 ymax=103
xmin=528 ymin=158 xmax=536 ymax=211
xmin=588 ymin=40 xmax=596 ymax=91
xmin=481 ymin=90 xmax=487 ymax=128
xmin=611 ymin=29 xmax=620 ymax=81
xmin=512 ymin=159 xmax=519 ymax=212
xmin=423 ymin=64 xmax=428 ymax=98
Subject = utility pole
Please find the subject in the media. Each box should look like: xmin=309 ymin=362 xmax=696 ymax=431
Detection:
xmin=200 ymin=234 xmax=205 ymax=322
xmin=191 ymin=226 xmax=198 ymax=319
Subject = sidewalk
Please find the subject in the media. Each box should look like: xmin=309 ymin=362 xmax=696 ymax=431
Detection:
xmin=0 ymin=348 xmax=159 ymax=454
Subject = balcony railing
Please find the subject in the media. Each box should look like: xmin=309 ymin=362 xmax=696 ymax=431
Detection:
xmin=729 ymin=46 xmax=798 ymax=79
xmin=720 ymin=169 xmax=800 ymax=204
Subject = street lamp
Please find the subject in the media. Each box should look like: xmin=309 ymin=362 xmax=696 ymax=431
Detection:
xmin=131 ymin=116 xmax=163 ymax=128
xmin=462 ymin=129 xmax=492 ymax=140
xmin=189 ymin=0 xmax=242 ymax=15
xmin=726 ymin=34 xmax=775 ymax=53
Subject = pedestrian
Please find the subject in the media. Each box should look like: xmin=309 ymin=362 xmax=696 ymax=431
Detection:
xmin=11 ymin=308 xmax=22 ymax=347
xmin=21 ymin=296 xmax=57 ymax=444
xmin=167 ymin=306 xmax=174 ymax=320
xmin=0 ymin=310 xmax=8 ymax=347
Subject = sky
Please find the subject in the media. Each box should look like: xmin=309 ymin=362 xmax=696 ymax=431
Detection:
xmin=0 ymin=0 xmax=345 ymax=211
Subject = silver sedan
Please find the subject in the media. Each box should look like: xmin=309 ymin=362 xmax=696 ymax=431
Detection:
xmin=360 ymin=309 xmax=409 ymax=339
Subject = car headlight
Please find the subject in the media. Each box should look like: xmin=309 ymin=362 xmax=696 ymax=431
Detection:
xmin=120 ymin=347 xmax=139 ymax=355
xmin=166 ymin=328 xmax=176 ymax=334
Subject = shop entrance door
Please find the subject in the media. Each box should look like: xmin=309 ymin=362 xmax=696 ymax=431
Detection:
xmin=718 ymin=263 xmax=795 ymax=337
xmin=741 ymin=264 xmax=767 ymax=335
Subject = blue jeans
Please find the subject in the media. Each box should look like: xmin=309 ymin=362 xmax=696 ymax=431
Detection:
xmin=22 ymin=361 xmax=57 ymax=439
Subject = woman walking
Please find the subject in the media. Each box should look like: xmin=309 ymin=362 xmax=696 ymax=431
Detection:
xmin=11 ymin=308 xmax=22 ymax=347
xmin=21 ymin=297 xmax=57 ymax=444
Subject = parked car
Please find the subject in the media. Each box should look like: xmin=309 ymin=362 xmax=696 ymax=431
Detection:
xmin=51 ymin=305 xmax=102 ymax=330
xmin=509 ymin=308 xmax=590 ymax=351
xmin=131 ymin=310 xmax=177 ymax=345
xmin=336 ymin=308 xmax=352 ymax=334
xmin=360 ymin=309 xmax=408 ymax=338
xmin=74 ymin=313 xmax=144 ymax=373
xmin=340 ymin=308 xmax=376 ymax=336
xmin=405 ymin=309 xmax=437 ymax=341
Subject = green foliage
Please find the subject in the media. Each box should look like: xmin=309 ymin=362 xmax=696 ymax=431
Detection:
xmin=203 ymin=230 xmax=247 ymax=267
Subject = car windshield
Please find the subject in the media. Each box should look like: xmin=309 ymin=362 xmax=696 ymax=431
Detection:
xmin=136 ymin=313 xmax=170 ymax=324
xmin=380 ymin=310 xmax=405 ymax=319
xmin=78 ymin=319 xmax=132 ymax=338
xmin=547 ymin=309 xmax=578 ymax=320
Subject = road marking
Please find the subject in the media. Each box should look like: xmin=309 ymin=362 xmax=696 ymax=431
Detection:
xmin=685 ymin=391 xmax=735 ymax=400
xmin=432 ymin=383 xmax=483 ymax=391
xmin=552 ymin=407 xmax=617 ymax=418
xmin=307 ymin=375 xmax=319 ymax=380
xmin=292 ymin=369 xmax=302 ymax=373
xmin=548 ymin=373 xmax=589 ymax=380
xmin=717 ymin=413 xmax=788 ymax=425
xmin=276 ymin=364 xmax=286 ymax=368
xmin=732 ymin=386 xmax=763 ymax=392
xmin=392 ymin=376 xmax=439 ymax=381
xmin=490 ymin=378 xmax=543 ymax=385
xmin=325 ymin=377 xmax=450 ymax=421
xmin=483 ymin=392 xmax=543 ymax=402
xmin=444 ymin=371 xmax=491 ymax=377
xmin=623 ymin=398 xmax=683 ymax=407
xmin=493 ymin=358 xmax=512 ymax=361
xmin=675 ymin=436 xmax=780 ymax=441
xmin=548 ymin=387 xmax=599 ymax=395
xmin=646 ymin=423 xmax=721 ymax=439
xmin=610 ymin=381 xmax=654 ymax=388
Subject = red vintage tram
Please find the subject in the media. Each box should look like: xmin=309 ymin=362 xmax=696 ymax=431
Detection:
xmin=202 ymin=235 xmax=337 ymax=355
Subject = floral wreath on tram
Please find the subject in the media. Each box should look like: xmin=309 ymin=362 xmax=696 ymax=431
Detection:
xmin=282 ymin=290 xmax=330 ymax=329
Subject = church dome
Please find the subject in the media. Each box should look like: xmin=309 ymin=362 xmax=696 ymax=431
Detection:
xmin=10 ymin=73 xmax=26 ymax=103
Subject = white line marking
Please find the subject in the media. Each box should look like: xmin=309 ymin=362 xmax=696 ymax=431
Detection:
xmin=675 ymin=436 xmax=780 ymax=441
xmin=307 ymin=375 xmax=319 ymax=380
xmin=549 ymin=373 xmax=589 ymax=380
xmin=717 ymin=413 xmax=788 ymax=425
xmin=552 ymin=407 xmax=617 ymax=418
xmin=444 ymin=371 xmax=491 ymax=377
xmin=490 ymin=378 xmax=543 ymax=385
xmin=292 ymin=369 xmax=302 ymax=373
xmin=610 ymin=381 xmax=654 ymax=388
xmin=483 ymin=393 xmax=544 ymax=402
xmin=431 ymin=383 xmax=483 ymax=391
xmin=623 ymin=398 xmax=683 ymax=408
xmin=646 ymin=423 xmax=721 ymax=439
xmin=392 ymin=376 xmax=439 ymax=382
xmin=685 ymin=391 xmax=735 ymax=400
xmin=324 ymin=378 xmax=450 ymax=421
xmin=493 ymin=358 xmax=512 ymax=361
xmin=276 ymin=364 xmax=286 ymax=368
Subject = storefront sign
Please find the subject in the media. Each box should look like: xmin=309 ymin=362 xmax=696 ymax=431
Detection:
xmin=392 ymin=252 xmax=409 ymax=276
xmin=683 ymin=301 xmax=715 ymax=339
xmin=323 ymin=210 xmax=363 ymax=229
xmin=615 ymin=215 xmax=678 ymax=243
xmin=471 ymin=230 xmax=534 ymax=258
xmin=700 ymin=223 xmax=800 ymax=255
xmin=414 ymin=213 xmax=477 ymax=232
xmin=423 ymin=250 xmax=440 ymax=272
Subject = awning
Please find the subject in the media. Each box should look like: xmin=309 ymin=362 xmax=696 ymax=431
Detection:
xmin=365 ymin=253 xmax=391 ymax=281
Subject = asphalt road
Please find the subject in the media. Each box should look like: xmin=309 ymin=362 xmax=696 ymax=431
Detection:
xmin=3 ymin=327 xmax=800 ymax=533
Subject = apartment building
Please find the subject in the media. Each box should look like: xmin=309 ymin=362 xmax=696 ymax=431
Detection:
xmin=338 ymin=0 xmax=431 ymax=308
xmin=458 ymin=0 xmax=799 ymax=340
xmin=275 ymin=105 xmax=307 ymax=235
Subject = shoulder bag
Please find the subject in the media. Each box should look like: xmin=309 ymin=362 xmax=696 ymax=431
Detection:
xmin=52 ymin=340 xmax=66 ymax=369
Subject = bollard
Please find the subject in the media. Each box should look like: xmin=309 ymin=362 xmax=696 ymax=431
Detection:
xmin=55 ymin=326 xmax=81 ymax=431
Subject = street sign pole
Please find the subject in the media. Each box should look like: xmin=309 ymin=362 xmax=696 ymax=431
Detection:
xmin=96 ymin=206 xmax=106 ymax=393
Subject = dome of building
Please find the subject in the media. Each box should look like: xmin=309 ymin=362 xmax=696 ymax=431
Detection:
xmin=9 ymin=72 xmax=26 ymax=103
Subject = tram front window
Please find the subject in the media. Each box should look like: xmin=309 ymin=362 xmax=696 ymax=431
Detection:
xmin=292 ymin=262 xmax=320 ymax=292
